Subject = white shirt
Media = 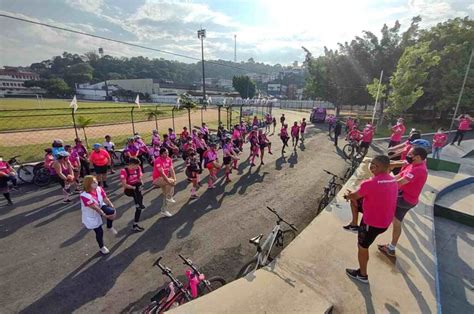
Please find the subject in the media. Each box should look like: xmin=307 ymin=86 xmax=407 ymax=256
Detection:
xmin=80 ymin=187 xmax=105 ymax=229
xmin=103 ymin=141 xmax=115 ymax=152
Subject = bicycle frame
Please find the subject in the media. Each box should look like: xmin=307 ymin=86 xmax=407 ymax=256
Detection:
xmin=250 ymin=223 xmax=282 ymax=272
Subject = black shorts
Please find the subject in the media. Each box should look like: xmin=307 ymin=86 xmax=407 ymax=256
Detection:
xmin=52 ymin=175 xmax=66 ymax=188
xmin=185 ymin=167 xmax=198 ymax=179
xmin=389 ymin=140 xmax=400 ymax=147
xmin=360 ymin=141 xmax=370 ymax=149
xmin=259 ymin=143 xmax=267 ymax=149
xmin=223 ymin=156 xmax=232 ymax=165
xmin=394 ymin=195 xmax=416 ymax=222
xmin=358 ymin=221 xmax=387 ymax=249
xmin=94 ymin=165 xmax=108 ymax=174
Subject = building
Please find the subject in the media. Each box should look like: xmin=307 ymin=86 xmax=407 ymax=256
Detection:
xmin=107 ymin=78 xmax=160 ymax=95
xmin=267 ymin=83 xmax=288 ymax=98
xmin=0 ymin=66 xmax=44 ymax=97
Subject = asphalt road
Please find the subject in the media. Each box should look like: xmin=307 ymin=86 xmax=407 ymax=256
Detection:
xmin=2 ymin=113 xmax=469 ymax=313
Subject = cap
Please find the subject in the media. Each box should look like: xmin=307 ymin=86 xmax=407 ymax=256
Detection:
xmin=93 ymin=143 xmax=102 ymax=149
xmin=57 ymin=151 xmax=70 ymax=157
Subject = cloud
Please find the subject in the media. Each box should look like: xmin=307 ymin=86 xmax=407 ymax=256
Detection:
xmin=65 ymin=0 xmax=105 ymax=14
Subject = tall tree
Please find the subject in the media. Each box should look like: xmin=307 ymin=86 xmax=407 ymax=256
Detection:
xmin=232 ymin=75 xmax=256 ymax=98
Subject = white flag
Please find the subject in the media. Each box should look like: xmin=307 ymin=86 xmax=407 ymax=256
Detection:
xmin=208 ymin=96 xmax=212 ymax=104
xmin=135 ymin=94 xmax=140 ymax=108
xmin=70 ymin=95 xmax=78 ymax=112
xmin=176 ymin=97 xmax=180 ymax=110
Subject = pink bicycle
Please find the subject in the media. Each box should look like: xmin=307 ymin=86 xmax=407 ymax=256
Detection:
xmin=142 ymin=254 xmax=226 ymax=313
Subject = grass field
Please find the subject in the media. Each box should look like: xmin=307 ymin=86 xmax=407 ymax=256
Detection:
xmin=0 ymin=98 xmax=178 ymax=131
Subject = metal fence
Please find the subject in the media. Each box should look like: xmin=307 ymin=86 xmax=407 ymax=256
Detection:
xmin=0 ymin=102 xmax=275 ymax=163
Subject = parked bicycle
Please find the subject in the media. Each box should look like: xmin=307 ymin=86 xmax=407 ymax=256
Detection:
xmin=342 ymin=157 xmax=362 ymax=182
xmin=317 ymin=169 xmax=344 ymax=213
xmin=143 ymin=255 xmax=226 ymax=313
xmin=8 ymin=155 xmax=43 ymax=184
xmin=342 ymin=140 xmax=367 ymax=160
xmin=236 ymin=206 xmax=297 ymax=278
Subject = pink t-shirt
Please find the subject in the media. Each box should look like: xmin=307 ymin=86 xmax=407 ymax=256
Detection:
xmin=346 ymin=119 xmax=354 ymax=129
xmin=152 ymin=156 xmax=173 ymax=180
xmin=390 ymin=123 xmax=406 ymax=141
xmin=458 ymin=117 xmax=471 ymax=131
xmin=120 ymin=167 xmax=142 ymax=185
xmin=280 ymin=128 xmax=289 ymax=138
xmin=362 ymin=129 xmax=374 ymax=143
xmin=205 ymin=150 xmax=217 ymax=162
xmin=232 ymin=129 xmax=241 ymax=140
xmin=357 ymin=173 xmax=398 ymax=228
xmin=432 ymin=133 xmax=447 ymax=148
xmin=399 ymin=162 xmax=428 ymax=205
xmin=80 ymin=187 xmax=107 ymax=207
xmin=291 ymin=125 xmax=300 ymax=136
xmin=300 ymin=122 xmax=307 ymax=133
xmin=0 ymin=161 xmax=11 ymax=174
xmin=348 ymin=129 xmax=362 ymax=141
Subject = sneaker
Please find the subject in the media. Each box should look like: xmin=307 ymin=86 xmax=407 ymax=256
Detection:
xmin=161 ymin=210 xmax=173 ymax=217
xmin=100 ymin=246 xmax=110 ymax=254
xmin=138 ymin=204 xmax=146 ymax=210
xmin=345 ymin=268 xmax=368 ymax=284
xmin=166 ymin=197 xmax=176 ymax=203
xmin=7 ymin=201 xmax=13 ymax=206
xmin=342 ymin=224 xmax=359 ymax=233
xmin=250 ymin=163 xmax=256 ymax=167
xmin=132 ymin=224 xmax=145 ymax=232
xmin=378 ymin=244 xmax=396 ymax=257
xmin=63 ymin=199 xmax=72 ymax=203
xmin=260 ymin=161 xmax=265 ymax=165
xmin=268 ymin=152 xmax=273 ymax=155
xmin=108 ymin=227 xmax=118 ymax=235
xmin=190 ymin=194 xmax=199 ymax=199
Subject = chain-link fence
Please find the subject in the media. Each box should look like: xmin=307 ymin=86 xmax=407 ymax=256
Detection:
xmin=0 ymin=101 xmax=276 ymax=163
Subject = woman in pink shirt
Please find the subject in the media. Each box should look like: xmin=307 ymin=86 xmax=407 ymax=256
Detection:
xmin=194 ymin=132 xmax=208 ymax=172
xmin=290 ymin=121 xmax=300 ymax=148
xmin=152 ymin=148 xmax=176 ymax=217
xmin=432 ymin=128 xmax=448 ymax=159
xmin=300 ymin=118 xmax=307 ymax=143
xmin=223 ymin=137 xmax=240 ymax=183
xmin=279 ymin=124 xmax=290 ymax=154
xmin=451 ymin=114 xmax=472 ymax=146
xmin=120 ymin=158 xmax=145 ymax=231
xmin=389 ymin=118 xmax=406 ymax=148
xmin=203 ymin=143 xmax=221 ymax=188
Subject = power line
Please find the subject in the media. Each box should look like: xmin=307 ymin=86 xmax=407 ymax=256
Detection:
xmin=0 ymin=13 xmax=270 ymax=75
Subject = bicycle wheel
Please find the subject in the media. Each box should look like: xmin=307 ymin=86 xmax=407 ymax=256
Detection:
xmin=142 ymin=301 xmax=159 ymax=314
xmin=318 ymin=195 xmax=330 ymax=213
xmin=342 ymin=144 xmax=354 ymax=160
xmin=200 ymin=276 xmax=226 ymax=295
xmin=236 ymin=258 xmax=259 ymax=279
xmin=17 ymin=165 xmax=35 ymax=183
xmin=33 ymin=168 xmax=51 ymax=187
xmin=343 ymin=167 xmax=352 ymax=182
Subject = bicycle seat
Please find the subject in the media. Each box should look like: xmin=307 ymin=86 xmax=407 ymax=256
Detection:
xmin=249 ymin=234 xmax=264 ymax=246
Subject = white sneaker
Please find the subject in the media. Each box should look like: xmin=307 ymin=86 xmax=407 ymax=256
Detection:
xmin=100 ymin=246 xmax=110 ymax=254
xmin=161 ymin=210 xmax=173 ymax=217
xmin=166 ymin=197 xmax=177 ymax=203
xmin=108 ymin=227 xmax=118 ymax=235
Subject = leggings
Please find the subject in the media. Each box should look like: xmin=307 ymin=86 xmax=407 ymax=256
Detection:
xmin=93 ymin=226 xmax=104 ymax=248
xmin=124 ymin=186 xmax=144 ymax=223
xmin=80 ymin=159 xmax=90 ymax=177
xmin=197 ymin=148 xmax=205 ymax=170
xmin=101 ymin=205 xmax=115 ymax=228
xmin=3 ymin=193 xmax=11 ymax=203
xmin=451 ymin=130 xmax=466 ymax=145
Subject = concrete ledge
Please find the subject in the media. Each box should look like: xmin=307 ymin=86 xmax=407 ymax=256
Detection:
xmin=434 ymin=177 xmax=474 ymax=227
xmin=172 ymin=159 xmax=460 ymax=313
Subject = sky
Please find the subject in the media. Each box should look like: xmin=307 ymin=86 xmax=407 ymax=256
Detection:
xmin=0 ymin=0 xmax=473 ymax=67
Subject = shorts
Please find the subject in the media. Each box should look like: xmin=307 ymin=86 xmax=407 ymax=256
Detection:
xmin=259 ymin=143 xmax=268 ymax=149
xmin=357 ymin=221 xmax=387 ymax=249
xmin=389 ymin=140 xmax=400 ymax=147
xmin=354 ymin=198 xmax=363 ymax=213
xmin=94 ymin=165 xmax=108 ymax=174
xmin=206 ymin=160 xmax=217 ymax=170
xmin=360 ymin=141 xmax=370 ymax=149
xmin=395 ymin=195 xmax=416 ymax=221
xmin=52 ymin=175 xmax=66 ymax=188
xmin=223 ymin=156 xmax=232 ymax=165
xmin=185 ymin=168 xmax=198 ymax=179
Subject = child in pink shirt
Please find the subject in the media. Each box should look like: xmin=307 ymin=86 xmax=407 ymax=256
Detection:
xmin=290 ymin=122 xmax=300 ymax=148
xmin=432 ymin=128 xmax=447 ymax=159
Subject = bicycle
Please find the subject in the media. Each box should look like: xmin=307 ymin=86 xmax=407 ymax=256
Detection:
xmin=236 ymin=206 xmax=298 ymax=279
xmin=342 ymin=140 xmax=366 ymax=160
xmin=8 ymin=155 xmax=41 ymax=184
xmin=33 ymin=164 xmax=52 ymax=187
xmin=317 ymin=169 xmax=344 ymax=213
xmin=343 ymin=157 xmax=362 ymax=182
xmin=143 ymin=255 xmax=226 ymax=313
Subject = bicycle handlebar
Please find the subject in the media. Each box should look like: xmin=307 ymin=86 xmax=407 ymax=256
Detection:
xmin=153 ymin=256 xmax=193 ymax=301
xmin=178 ymin=254 xmax=201 ymax=275
xmin=266 ymin=207 xmax=298 ymax=231
xmin=323 ymin=169 xmax=343 ymax=181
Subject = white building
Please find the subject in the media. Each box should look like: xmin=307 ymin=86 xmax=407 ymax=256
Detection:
xmin=0 ymin=66 xmax=44 ymax=97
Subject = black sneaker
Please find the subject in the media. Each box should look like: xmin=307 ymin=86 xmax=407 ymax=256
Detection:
xmin=139 ymin=204 xmax=146 ymax=210
xmin=132 ymin=224 xmax=145 ymax=232
xmin=343 ymin=224 xmax=359 ymax=233
xmin=346 ymin=268 xmax=369 ymax=284
xmin=63 ymin=199 xmax=72 ymax=203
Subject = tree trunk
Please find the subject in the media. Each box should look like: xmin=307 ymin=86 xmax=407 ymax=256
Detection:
xmin=155 ymin=115 xmax=158 ymax=131
xmin=188 ymin=109 xmax=192 ymax=131
xmin=82 ymin=128 xmax=89 ymax=148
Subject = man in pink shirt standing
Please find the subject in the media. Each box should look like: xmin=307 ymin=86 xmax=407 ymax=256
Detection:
xmin=451 ymin=114 xmax=472 ymax=146
xmin=360 ymin=124 xmax=375 ymax=154
xmin=378 ymin=147 xmax=428 ymax=257
xmin=344 ymin=155 xmax=398 ymax=283
xmin=389 ymin=118 xmax=406 ymax=148
xmin=432 ymin=128 xmax=448 ymax=159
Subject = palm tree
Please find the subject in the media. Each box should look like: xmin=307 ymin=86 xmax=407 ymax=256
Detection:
xmin=178 ymin=93 xmax=197 ymax=131
xmin=77 ymin=116 xmax=94 ymax=148
xmin=146 ymin=106 xmax=166 ymax=131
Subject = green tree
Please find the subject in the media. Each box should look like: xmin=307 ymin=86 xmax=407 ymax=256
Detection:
xmin=178 ymin=93 xmax=197 ymax=130
xmin=387 ymin=42 xmax=440 ymax=116
xmin=232 ymin=75 xmax=256 ymax=99
xmin=76 ymin=116 xmax=94 ymax=148
xmin=64 ymin=63 xmax=93 ymax=86
xmin=25 ymin=78 xmax=72 ymax=97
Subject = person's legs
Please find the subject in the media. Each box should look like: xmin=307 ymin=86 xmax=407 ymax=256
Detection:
xmin=334 ymin=133 xmax=339 ymax=146
xmin=125 ymin=188 xmax=139 ymax=206
xmin=390 ymin=218 xmax=402 ymax=247
xmin=93 ymin=226 xmax=104 ymax=248
xmin=3 ymin=193 xmax=12 ymax=204
xmin=451 ymin=130 xmax=461 ymax=144
xmin=358 ymin=246 xmax=369 ymax=276
xmin=100 ymin=205 xmax=115 ymax=229
xmin=458 ymin=130 xmax=465 ymax=145
xmin=135 ymin=185 xmax=144 ymax=207
xmin=8 ymin=173 xmax=18 ymax=187
xmin=433 ymin=147 xmax=440 ymax=159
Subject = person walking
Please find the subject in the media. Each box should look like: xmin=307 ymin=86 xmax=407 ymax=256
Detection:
xmin=203 ymin=143 xmax=221 ymax=188
xmin=300 ymin=118 xmax=307 ymax=143
xmin=258 ymin=129 xmax=272 ymax=165
xmin=378 ymin=147 xmax=428 ymax=257
xmin=0 ymin=156 xmax=15 ymax=205
xmin=450 ymin=114 xmax=472 ymax=146
xmin=222 ymin=136 xmax=239 ymax=182
xmin=272 ymin=117 xmax=277 ymax=135
xmin=0 ymin=155 xmax=18 ymax=191
xmin=152 ymin=147 xmax=176 ymax=217
xmin=103 ymin=135 xmax=116 ymax=174
xmin=80 ymin=175 xmax=117 ymax=255
xmin=120 ymin=158 xmax=146 ymax=232
xmin=432 ymin=128 xmax=448 ymax=159
xmin=344 ymin=155 xmax=398 ymax=283
xmin=334 ymin=119 xmax=342 ymax=146
xmin=52 ymin=151 xmax=75 ymax=203
xmin=279 ymin=124 xmax=290 ymax=154
xmin=89 ymin=143 xmax=111 ymax=188
xmin=280 ymin=114 xmax=285 ymax=126
xmin=291 ymin=121 xmax=300 ymax=149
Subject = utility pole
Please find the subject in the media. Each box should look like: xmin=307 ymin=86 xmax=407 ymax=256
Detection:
xmin=234 ymin=34 xmax=237 ymax=62
xmin=198 ymin=28 xmax=207 ymax=103
xmin=450 ymin=49 xmax=473 ymax=131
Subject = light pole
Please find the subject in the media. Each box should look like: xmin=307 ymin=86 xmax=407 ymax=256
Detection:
xmin=197 ymin=28 xmax=206 ymax=103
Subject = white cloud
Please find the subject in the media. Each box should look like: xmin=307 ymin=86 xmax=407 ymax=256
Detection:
xmin=65 ymin=0 xmax=105 ymax=14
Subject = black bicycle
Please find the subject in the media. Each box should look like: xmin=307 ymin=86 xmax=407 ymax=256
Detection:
xmin=343 ymin=157 xmax=362 ymax=182
xmin=342 ymin=140 xmax=367 ymax=160
xmin=317 ymin=170 xmax=344 ymax=213
xmin=8 ymin=156 xmax=44 ymax=184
